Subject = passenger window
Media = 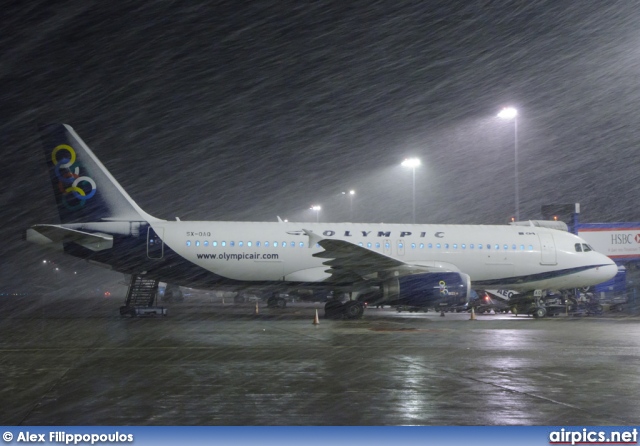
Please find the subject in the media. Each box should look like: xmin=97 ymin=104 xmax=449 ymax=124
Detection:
xmin=222 ymin=241 xmax=226 ymax=247
xmin=470 ymin=244 xmax=474 ymax=249
xmin=478 ymin=244 xmax=483 ymax=249
xmin=504 ymin=244 xmax=508 ymax=250
xmin=376 ymin=243 xmax=381 ymax=249
xmin=248 ymin=242 xmax=252 ymax=247
xmin=299 ymin=242 xmax=304 ymax=247
xmin=256 ymin=241 xmax=261 ymax=247
xmin=420 ymin=243 xmax=424 ymax=249
xmin=411 ymin=243 xmax=416 ymax=249
xmin=291 ymin=242 xmax=295 ymax=247
xmin=461 ymin=244 xmax=466 ymax=249
xmin=436 ymin=243 xmax=441 ymax=249
xmin=445 ymin=244 xmax=449 ymax=249
xmin=428 ymin=243 xmax=433 ymax=248
xmin=213 ymin=241 xmax=218 ymax=247
xmin=453 ymin=244 xmax=457 ymax=249
xmin=512 ymin=244 xmax=516 ymax=250
xmin=195 ymin=241 xmax=200 ymax=247
xmin=575 ymin=243 xmax=583 ymax=252
xmin=186 ymin=240 xmax=191 ymax=247
xmin=230 ymin=241 xmax=235 ymax=247
xmin=239 ymin=241 xmax=243 ymax=247
xmin=520 ymin=245 xmax=524 ymax=250
xmin=265 ymin=242 xmax=269 ymax=247
xmin=528 ymin=245 xmax=533 ymax=251
xmin=487 ymin=244 xmax=491 ymax=250
xmin=367 ymin=242 xmax=372 ymax=248
xmin=359 ymin=242 xmax=363 ymax=247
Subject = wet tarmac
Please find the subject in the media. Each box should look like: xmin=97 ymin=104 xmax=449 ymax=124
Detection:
xmin=1 ymin=294 xmax=640 ymax=426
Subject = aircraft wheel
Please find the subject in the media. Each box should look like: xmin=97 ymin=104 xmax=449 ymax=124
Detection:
xmin=343 ymin=301 xmax=364 ymax=319
xmin=276 ymin=297 xmax=287 ymax=309
xmin=590 ymin=304 xmax=603 ymax=315
xmin=532 ymin=307 xmax=547 ymax=319
xmin=324 ymin=301 xmax=344 ymax=319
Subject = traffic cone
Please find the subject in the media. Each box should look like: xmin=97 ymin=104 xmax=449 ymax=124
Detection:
xmin=470 ymin=307 xmax=476 ymax=320
xmin=313 ymin=309 xmax=320 ymax=325
xmin=255 ymin=301 xmax=259 ymax=315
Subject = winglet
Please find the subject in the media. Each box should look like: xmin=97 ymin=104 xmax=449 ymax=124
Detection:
xmin=302 ymin=229 xmax=323 ymax=248
xmin=277 ymin=216 xmax=284 ymax=223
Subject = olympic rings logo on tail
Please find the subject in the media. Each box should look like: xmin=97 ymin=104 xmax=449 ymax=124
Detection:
xmin=51 ymin=144 xmax=97 ymax=210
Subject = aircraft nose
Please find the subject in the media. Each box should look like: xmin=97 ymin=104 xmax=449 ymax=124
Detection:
xmin=598 ymin=256 xmax=618 ymax=282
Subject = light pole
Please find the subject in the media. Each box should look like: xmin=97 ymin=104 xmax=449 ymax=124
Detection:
xmin=310 ymin=205 xmax=321 ymax=222
xmin=401 ymin=158 xmax=421 ymax=223
xmin=497 ymin=107 xmax=519 ymax=221
xmin=341 ymin=190 xmax=356 ymax=221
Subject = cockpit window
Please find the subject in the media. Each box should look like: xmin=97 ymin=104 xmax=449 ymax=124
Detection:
xmin=582 ymin=243 xmax=593 ymax=252
xmin=575 ymin=243 xmax=583 ymax=252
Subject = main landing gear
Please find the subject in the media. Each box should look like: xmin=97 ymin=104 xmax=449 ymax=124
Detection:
xmin=266 ymin=294 xmax=288 ymax=309
xmin=324 ymin=298 xmax=365 ymax=319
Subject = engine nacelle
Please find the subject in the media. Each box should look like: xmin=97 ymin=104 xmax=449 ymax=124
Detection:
xmin=383 ymin=272 xmax=471 ymax=308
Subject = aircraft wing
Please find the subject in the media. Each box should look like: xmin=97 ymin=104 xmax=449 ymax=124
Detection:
xmin=304 ymin=230 xmax=456 ymax=282
xmin=26 ymin=224 xmax=113 ymax=252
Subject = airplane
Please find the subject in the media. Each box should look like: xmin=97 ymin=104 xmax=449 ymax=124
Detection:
xmin=26 ymin=124 xmax=618 ymax=319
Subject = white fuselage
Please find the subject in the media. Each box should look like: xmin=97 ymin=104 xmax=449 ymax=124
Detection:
xmin=153 ymin=221 xmax=617 ymax=290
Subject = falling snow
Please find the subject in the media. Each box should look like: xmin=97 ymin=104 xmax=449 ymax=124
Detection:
xmin=2 ymin=0 xmax=640 ymax=289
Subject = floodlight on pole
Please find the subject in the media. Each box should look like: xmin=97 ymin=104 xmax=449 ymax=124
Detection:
xmin=349 ymin=190 xmax=355 ymax=221
xmin=497 ymin=107 xmax=519 ymax=221
xmin=310 ymin=205 xmax=321 ymax=222
xmin=401 ymin=158 xmax=421 ymax=223
xmin=497 ymin=107 xmax=518 ymax=120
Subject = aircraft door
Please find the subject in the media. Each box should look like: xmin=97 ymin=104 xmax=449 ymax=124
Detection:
xmin=147 ymin=227 xmax=164 ymax=259
xmin=538 ymin=232 xmax=557 ymax=265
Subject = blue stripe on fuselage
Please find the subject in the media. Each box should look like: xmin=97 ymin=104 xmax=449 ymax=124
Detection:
xmin=473 ymin=264 xmax=610 ymax=287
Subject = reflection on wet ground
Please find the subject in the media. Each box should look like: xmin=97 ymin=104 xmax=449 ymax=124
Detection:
xmin=1 ymin=295 xmax=639 ymax=425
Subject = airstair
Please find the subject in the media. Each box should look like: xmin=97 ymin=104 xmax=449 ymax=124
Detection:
xmin=119 ymin=275 xmax=167 ymax=317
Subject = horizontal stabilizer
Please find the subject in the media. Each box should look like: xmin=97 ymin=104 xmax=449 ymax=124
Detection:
xmin=26 ymin=224 xmax=113 ymax=252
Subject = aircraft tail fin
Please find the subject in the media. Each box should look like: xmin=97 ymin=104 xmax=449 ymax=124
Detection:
xmin=39 ymin=124 xmax=158 ymax=224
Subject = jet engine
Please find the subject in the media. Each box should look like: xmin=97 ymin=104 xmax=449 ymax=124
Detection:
xmin=382 ymin=272 xmax=471 ymax=308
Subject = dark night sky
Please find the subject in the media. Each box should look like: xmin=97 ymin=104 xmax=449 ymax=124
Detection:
xmin=2 ymin=1 xmax=640 ymax=288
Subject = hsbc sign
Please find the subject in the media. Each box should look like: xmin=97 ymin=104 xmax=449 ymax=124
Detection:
xmin=578 ymin=227 xmax=640 ymax=260
xmin=611 ymin=234 xmax=636 ymax=244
